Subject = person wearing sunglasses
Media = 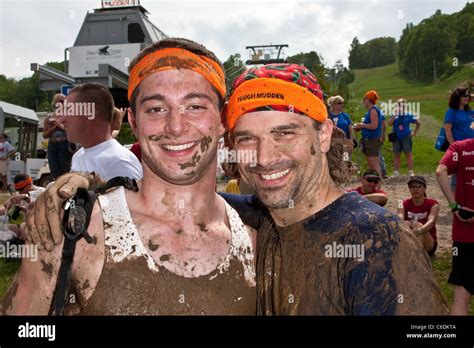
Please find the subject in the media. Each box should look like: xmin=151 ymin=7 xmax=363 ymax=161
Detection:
xmin=327 ymin=95 xmax=355 ymax=144
xmin=347 ymin=169 xmax=388 ymax=206
xmin=397 ymin=176 xmax=439 ymax=256
xmin=442 ymin=87 xmax=473 ymax=191
xmin=443 ymin=87 xmax=473 ymax=145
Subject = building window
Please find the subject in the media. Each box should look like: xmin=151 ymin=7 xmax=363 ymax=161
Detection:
xmin=128 ymin=23 xmax=145 ymax=43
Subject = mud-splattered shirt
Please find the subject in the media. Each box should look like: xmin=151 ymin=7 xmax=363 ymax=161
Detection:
xmin=221 ymin=192 xmax=448 ymax=315
xmin=70 ymin=187 xmax=256 ymax=315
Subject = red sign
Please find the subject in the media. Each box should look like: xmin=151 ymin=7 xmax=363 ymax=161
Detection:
xmin=101 ymin=0 xmax=140 ymax=8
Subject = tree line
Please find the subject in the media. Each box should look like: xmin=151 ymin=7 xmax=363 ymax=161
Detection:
xmin=398 ymin=3 xmax=474 ymax=81
xmin=348 ymin=37 xmax=397 ymax=69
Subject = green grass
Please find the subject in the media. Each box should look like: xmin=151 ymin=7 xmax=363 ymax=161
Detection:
xmin=347 ymin=63 xmax=474 ymax=175
xmin=0 ymin=258 xmax=20 ymax=299
xmin=432 ymin=251 xmax=474 ymax=315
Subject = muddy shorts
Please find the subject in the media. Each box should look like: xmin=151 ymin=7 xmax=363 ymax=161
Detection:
xmin=448 ymin=241 xmax=474 ymax=294
xmin=393 ymin=136 xmax=413 ymax=154
xmin=361 ymin=138 xmax=382 ymax=157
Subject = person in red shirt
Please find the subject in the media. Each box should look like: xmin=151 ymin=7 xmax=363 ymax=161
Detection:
xmin=347 ymin=169 xmax=388 ymax=206
xmin=436 ymin=138 xmax=474 ymax=315
xmin=397 ymin=176 xmax=439 ymax=256
xmin=130 ymin=141 xmax=142 ymax=162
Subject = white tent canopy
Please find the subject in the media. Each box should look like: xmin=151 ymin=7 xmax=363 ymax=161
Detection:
xmin=0 ymin=101 xmax=39 ymax=123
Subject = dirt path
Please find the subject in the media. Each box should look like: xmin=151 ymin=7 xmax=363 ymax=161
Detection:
xmin=360 ymin=173 xmax=452 ymax=253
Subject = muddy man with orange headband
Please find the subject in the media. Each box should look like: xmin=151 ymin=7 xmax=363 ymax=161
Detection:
xmin=221 ymin=63 xmax=448 ymax=315
xmin=8 ymin=38 xmax=259 ymax=316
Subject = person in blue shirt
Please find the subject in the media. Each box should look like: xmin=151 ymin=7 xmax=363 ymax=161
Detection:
xmin=387 ymin=98 xmax=421 ymax=177
xmin=379 ymin=113 xmax=387 ymax=178
xmin=442 ymin=87 xmax=473 ymax=190
xmin=354 ymin=90 xmax=384 ymax=176
xmin=327 ymin=95 xmax=354 ymax=142
xmin=443 ymin=87 xmax=474 ymax=144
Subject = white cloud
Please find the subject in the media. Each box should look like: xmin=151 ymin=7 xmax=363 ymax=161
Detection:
xmin=0 ymin=0 xmax=468 ymax=79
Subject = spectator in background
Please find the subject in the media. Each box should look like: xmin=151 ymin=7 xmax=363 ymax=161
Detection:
xmin=224 ymin=178 xmax=254 ymax=195
xmin=43 ymin=93 xmax=72 ymax=179
xmin=397 ymin=176 xmax=439 ymax=256
xmin=5 ymin=174 xmax=45 ymax=209
xmin=327 ymin=95 xmax=354 ymax=142
xmin=111 ymin=107 xmax=124 ymax=138
xmin=388 ymin=98 xmax=421 ymax=177
xmin=347 ymin=169 xmax=388 ymax=206
xmin=60 ymin=83 xmax=143 ymax=181
xmin=130 ymin=141 xmax=142 ymax=162
xmin=436 ymin=138 xmax=474 ymax=315
xmin=354 ymin=90 xmax=384 ymax=176
xmin=1 ymin=174 xmax=44 ymax=241
xmin=443 ymin=87 xmax=473 ymax=191
xmin=444 ymin=87 xmax=474 ymax=144
xmin=379 ymin=113 xmax=387 ymax=179
xmin=0 ymin=133 xmax=15 ymax=192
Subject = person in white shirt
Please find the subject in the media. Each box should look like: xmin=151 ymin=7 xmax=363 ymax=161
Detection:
xmin=59 ymin=83 xmax=143 ymax=181
xmin=0 ymin=133 xmax=15 ymax=191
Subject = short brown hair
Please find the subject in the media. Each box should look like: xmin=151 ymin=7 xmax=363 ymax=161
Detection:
xmin=128 ymin=38 xmax=225 ymax=113
xmin=69 ymin=83 xmax=115 ymax=122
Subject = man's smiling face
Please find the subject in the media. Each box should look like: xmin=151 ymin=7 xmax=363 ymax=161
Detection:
xmin=233 ymin=110 xmax=332 ymax=209
xmin=129 ymin=69 xmax=224 ymax=185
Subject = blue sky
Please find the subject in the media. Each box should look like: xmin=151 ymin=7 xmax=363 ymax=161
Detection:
xmin=0 ymin=0 xmax=469 ymax=79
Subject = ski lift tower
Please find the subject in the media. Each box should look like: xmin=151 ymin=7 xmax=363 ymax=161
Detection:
xmin=245 ymin=44 xmax=288 ymax=65
xmin=31 ymin=0 xmax=167 ymax=107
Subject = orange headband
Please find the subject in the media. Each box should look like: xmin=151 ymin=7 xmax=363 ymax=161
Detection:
xmin=128 ymin=48 xmax=226 ymax=101
xmin=226 ymin=78 xmax=328 ymax=130
xmin=14 ymin=177 xmax=32 ymax=191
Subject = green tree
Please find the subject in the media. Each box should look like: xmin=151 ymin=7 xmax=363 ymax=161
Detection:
xmin=348 ymin=37 xmax=396 ymax=69
xmin=398 ymin=4 xmax=473 ymax=81
xmin=287 ymin=51 xmax=330 ymax=93
xmin=223 ymin=53 xmax=245 ymax=94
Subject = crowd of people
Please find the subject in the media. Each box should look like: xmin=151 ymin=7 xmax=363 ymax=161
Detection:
xmin=0 ymin=37 xmax=472 ymax=316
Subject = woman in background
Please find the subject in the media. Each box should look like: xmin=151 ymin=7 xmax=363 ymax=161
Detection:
xmin=327 ymin=95 xmax=354 ymax=142
xmin=354 ymin=90 xmax=384 ymax=176
xmin=444 ymin=87 xmax=473 ymax=144
xmin=43 ymin=94 xmax=72 ymax=179
xmin=443 ymin=87 xmax=473 ymax=190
